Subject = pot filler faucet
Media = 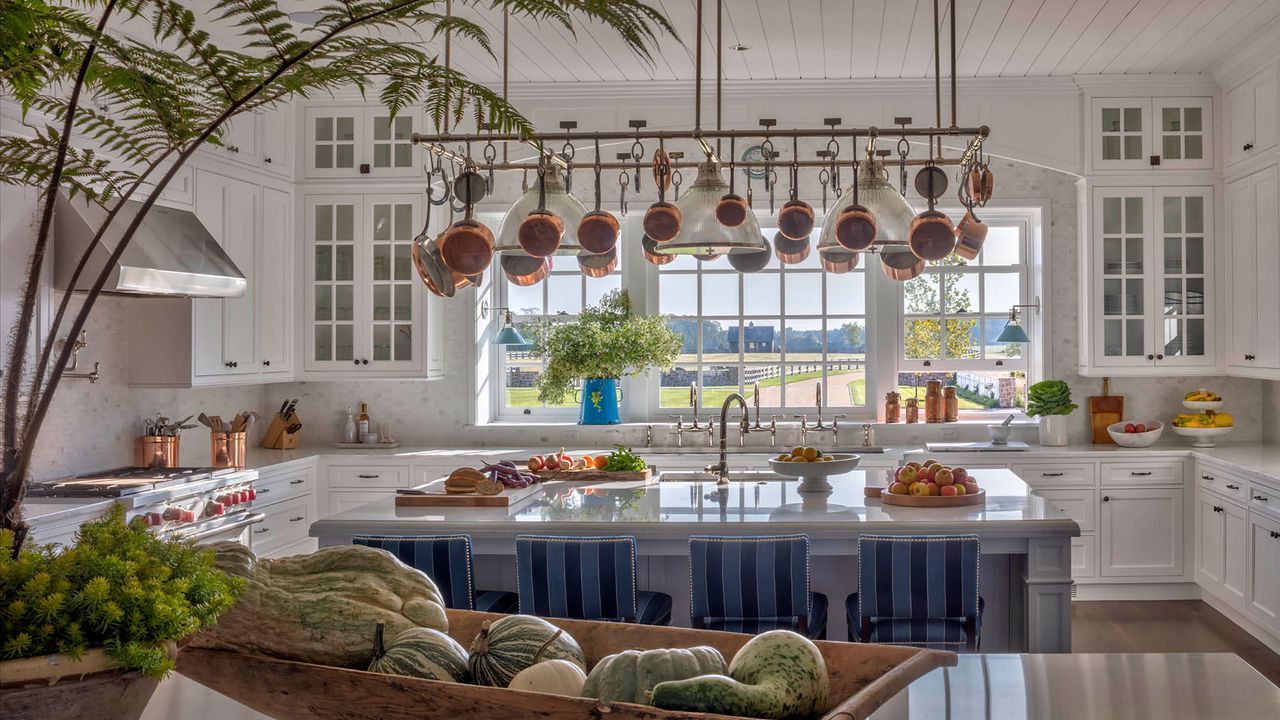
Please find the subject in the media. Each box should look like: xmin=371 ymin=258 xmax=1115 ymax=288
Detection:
xmin=705 ymin=392 xmax=750 ymax=486
xmin=793 ymin=384 xmax=845 ymax=447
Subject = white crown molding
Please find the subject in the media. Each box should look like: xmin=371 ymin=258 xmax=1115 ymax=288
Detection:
xmin=1071 ymin=73 xmax=1220 ymax=96
xmin=1210 ymin=16 xmax=1280 ymax=90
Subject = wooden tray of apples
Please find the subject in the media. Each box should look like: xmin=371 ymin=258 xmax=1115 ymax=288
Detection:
xmin=875 ymin=461 xmax=985 ymax=507
xmin=528 ymin=449 xmax=654 ymax=483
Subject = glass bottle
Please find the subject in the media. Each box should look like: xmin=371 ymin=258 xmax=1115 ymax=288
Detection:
xmin=905 ymin=397 xmax=920 ymax=424
xmin=925 ymin=380 xmax=943 ymax=423
xmin=357 ymin=402 xmax=371 ymax=440
xmin=943 ymin=386 xmax=959 ymax=423
xmin=884 ymin=391 xmax=901 ymax=423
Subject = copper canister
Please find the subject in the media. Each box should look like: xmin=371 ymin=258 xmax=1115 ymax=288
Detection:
xmin=943 ymin=386 xmax=959 ymax=422
xmin=210 ymin=431 xmax=247 ymax=468
xmin=136 ymin=435 xmax=179 ymax=468
xmin=905 ymin=398 xmax=920 ymax=424
xmin=925 ymin=380 xmax=943 ymax=423
xmin=884 ymin=391 xmax=901 ymax=423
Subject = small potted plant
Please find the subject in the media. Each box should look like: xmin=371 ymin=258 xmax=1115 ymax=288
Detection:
xmin=530 ymin=290 xmax=681 ymax=424
xmin=0 ymin=505 xmax=242 ymax=720
xmin=1026 ymin=380 xmax=1078 ymax=447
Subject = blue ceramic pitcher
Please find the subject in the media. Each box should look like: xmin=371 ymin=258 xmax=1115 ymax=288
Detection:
xmin=579 ymin=377 xmax=621 ymax=424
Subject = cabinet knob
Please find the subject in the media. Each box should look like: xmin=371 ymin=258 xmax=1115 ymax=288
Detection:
xmin=1156 ymin=354 xmax=1164 ymax=360
xmin=353 ymin=359 xmax=360 ymax=365
xmin=265 ymin=157 xmax=273 ymax=164
xmin=1146 ymin=354 xmax=1155 ymax=360
xmin=1272 ymin=531 xmax=1280 ymax=540
xmin=1214 ymin=506 xmax=1223 ymax=512
xmin=1102 ymin=496 xmax=1111 ymax=502
xmin=361 ymin=358 xmax=369 ymax=365
xmin=263 ymin=359 xmax=271 ymax=367
xmin=1244 ymin=143 xmax=1254 ymax=151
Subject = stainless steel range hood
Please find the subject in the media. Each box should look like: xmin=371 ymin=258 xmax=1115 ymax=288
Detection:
xmin=54 ymin=192 xmax=246 ymax=297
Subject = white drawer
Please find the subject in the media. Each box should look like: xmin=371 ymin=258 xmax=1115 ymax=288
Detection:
xmin=1249 ymin=481 xmax=1280 ymax=519
xmin=329 ymin=464 xmax=410 ymax=488
xmin=255 ymin=467 xmax=314 ymax=503
xmin=1196 ymin=465 xmax=1248 ymax=504
xmin=251 ymin=495 xmax=312 ymax=554
xmin=1101 ymin=461 xmax=1183 ymax=486
xmin=1073 ymin=534 xmax=1097 ymax=580
xmin=1013 ymin=463 xmax=1097 ymax=488
xmin=328 ymin=490 xmax=395 ymax=516
xmin=1034 ymin=488 xmax=1097 ymax=532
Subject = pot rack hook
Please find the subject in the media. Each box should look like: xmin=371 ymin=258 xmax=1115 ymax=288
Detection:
xmin=789 ymin=135 xmax=800 ymax=202
xmin=617 ymin=152 xmax=631 ymax=217
xmin=559 ymin=120 xmax=576 ymax=193
xmin=727 ymin=135 xmax=737 ymax=195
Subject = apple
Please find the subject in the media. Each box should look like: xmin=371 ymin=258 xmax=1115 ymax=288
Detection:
xmin=954 ymin=483 xmax=967 ymax=495
xmin=1134 ymin=423 xmax=1146 ymax=433
xmin=962 ymin=480 xmax=980 ymax=495
xmin=923 ymin=459 xmax=941 ymax=469
xmin=934 ymin=468 xmax=955 ymax=486
xmin=940 ymin=484 xmax=959 ymax=497
xmin=1124 ymin=423 xmax=1136 ymax=433
xmin=952 ymin=467 xmax=969 ymax=483
xmin=898 ymin=466 xmax=918 ymax=485
xmin=888 ymin=481 xmax=909 ymax=495
xmin=909 ymin=481 xmax=931 ymax=497
xmin=927 ymin=482 xmax=940 ymax=496
xmin=919 ymin=465 xmax=936 ymax=482
xmin=905 ymin=461 xmax=923 ymax=472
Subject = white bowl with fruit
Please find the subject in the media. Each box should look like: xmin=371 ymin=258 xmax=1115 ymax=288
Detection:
xmin=767 ymin=447 xmax=861 ymax=493
xmin=881 ymin=461 xmax=985 ymax=506
xmin=1107 ymin=421 xmax=1163 ymax=448
xmin=1182 ymin=389 xmax=1224 ymax=412
xmin=1171 ymin=411 xmax=1234 ymax=448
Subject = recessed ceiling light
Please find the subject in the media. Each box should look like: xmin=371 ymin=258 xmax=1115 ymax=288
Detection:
xmin=731 ymin=43 xmax=750 ymax=52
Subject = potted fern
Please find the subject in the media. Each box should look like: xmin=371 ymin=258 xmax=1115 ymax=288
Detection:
xmin=531 ymin=290 xmax=681 ymax=424
xmin=0 ymin=505 xmax=242 ymax=720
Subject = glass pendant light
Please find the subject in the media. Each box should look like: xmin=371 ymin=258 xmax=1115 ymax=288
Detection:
xmin=817 ymin=157 xmax=915 ymax=252
xmin=494 ymin=168 xmax=589 ymax=256
xmin=654 ymin=159 xmax=767 ymax=257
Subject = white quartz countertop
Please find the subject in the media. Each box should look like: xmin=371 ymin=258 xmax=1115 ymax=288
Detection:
xmin=310 ymin=469 xmax=1078 ymax=546
xmin=867 ymin=652 xmax=1280 ymax=719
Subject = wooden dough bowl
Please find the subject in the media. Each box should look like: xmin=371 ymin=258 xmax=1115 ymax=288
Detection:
xmin=178 ymin=608 xmax=956 ymax=720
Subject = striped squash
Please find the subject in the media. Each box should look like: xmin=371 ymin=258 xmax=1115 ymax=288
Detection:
xmin=467 ymin=615 xmax=586 ymax=687
xmin=368 ymin=623 xmax=469 ymax=683
xmin=582 ymin=646 xmax=728 ymax=705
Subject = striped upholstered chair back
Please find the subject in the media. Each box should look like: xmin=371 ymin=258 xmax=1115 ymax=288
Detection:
xmin=515 ymin=535 xmax=671 ymax=624
xmin=688 ymin=534 xmax=826 ymax=639
xmin=353 ymin=534 xmax=479 ymax=609
xmin=851 ymin=534 xmax=982 ymax=650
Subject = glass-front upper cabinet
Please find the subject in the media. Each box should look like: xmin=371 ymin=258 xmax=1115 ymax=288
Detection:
xmin=1084 ymin=186 xmax=1215 ymax=375
xmin=1090 ymin=98 xmax=1213 ymax=171
xmin=304 ymin=106 xmax=422 ymax=179
xmin=304 ymin=194 xmax=431 ymax=376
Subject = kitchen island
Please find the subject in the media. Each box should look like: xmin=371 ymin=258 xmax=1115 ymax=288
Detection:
xmin=311 ymin=468 xmax=1079 ymax=651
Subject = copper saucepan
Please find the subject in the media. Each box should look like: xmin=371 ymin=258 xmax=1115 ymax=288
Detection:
xmin=438 ymin=170 xmax=495 ymax=276
xmin=577 ymin=164 xmax=619 ymax=255
xmin=819 ymin=246 xmax=860 ymax=274
xmin=642 ymin=235 xmax=674 ymax=266
xmin=716 ymin=138 xmax=749 ymax=228
xmin=836 ymin=161 xmax=878 ymax=251
xmin=644 ymin=148 xmax=682 ymax=243
xmin=577 ymin=248 xmax=618 ymax=278
xmin=968 ymin=164 xmax=994 ymax=205
xmin=954 ymin=211 xmax=989 ymax=261
xmin=414 ymin=233 xmax=472 ymax=298
xmin=908 ymin=209 xmax=956 ymax=261
xmin=501 ymin=253 xmax=550 ymax=286
xmin=727 ymin=237 xmax=772 ymax=273
xmin=773 ymin=230 xmax=810 ymax=265
xmin=518 ymin=167 xmax=565 ymax=257
xmin=881 ymin=247 xmax=925 ymax=281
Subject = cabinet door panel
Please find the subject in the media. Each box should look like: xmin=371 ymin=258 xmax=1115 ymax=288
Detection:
xmin=1092 ymin=188 xmax=1154 ymax=368
xmin=1227 ymin=82 xmax=1254 ymax=166
xmin=258 ymin=187 xmax=291 ymax=374
xmin=260 ymin=105 xmax=292 ymax=177
xmin=1254 ymin=168 xmax=1280 ymax=369
xmin=305 ymin=197 xmax=362 ymax=370
xmin=1099 ymin=488 xmax=1183 ymax=577
xmin=305 ymin=108 xmax=361 ymax=178
xmin=1091 ymin=98 xmax=1150 ymax=170
xmin=364 ymin=195 xmax=423 ymax=370
xmin=1152 ymin=98 xmax=1212 ymax=170
xmin=1247 ymin=513 xmax=1280 ymax=631
xmin=192 ymin=172 xmax=228 ymax=377
xmin=1152 ymin=188 xmax=1212 ymax=367
xmin=1227 ymin=177 xmax=1258 ymax=370
xmin=1254 ymin=64 xmax=1279 ymax=157
xmin=221 ymin=181 xmax=257 ymax=373
xmin=1195 ymin=492 xmax=1225 ymax=589
xmin=1222 ymin=503 xmax=1248 ymax=607
xmin=222 ymin=113 xmax=259 ymax=164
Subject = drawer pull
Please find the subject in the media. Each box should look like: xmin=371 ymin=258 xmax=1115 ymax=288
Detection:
xmin=289 ymin=479 xmax=305 ymax=485
xmin=289 ymin=516 xmax=305 ymax=522
xmin=1042 ymin=472 xmax=1064 ymax=477
xmin=1129 ymin=471 xmax=1152 ymax=476
xmin=1201 ymin=475 xmax=1214 ymax=481
xmin=357 ymin=474 xmax=380 ymax=479
xmin=257 ymin=488 xmax=271 ymax=494
xmin=1102 ymin=496 xmax=1111 ymax=502
xmin=253 ymin=528 xmax=270 ymax=534
xmin=1254 ymin=495 xmax=1269 ymax=502
xmin=1226 ymin=484 xmax=1240 ymax=490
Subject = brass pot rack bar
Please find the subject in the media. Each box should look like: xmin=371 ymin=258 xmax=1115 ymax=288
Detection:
xmin=411 ymin=125 xmax=989 ymax=145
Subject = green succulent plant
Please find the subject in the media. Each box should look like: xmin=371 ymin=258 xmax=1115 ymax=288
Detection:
xmin=1025 ymin=380 xmax=1078 ymax=417
xmin=0 ymin=504 xmax=242 ymax=677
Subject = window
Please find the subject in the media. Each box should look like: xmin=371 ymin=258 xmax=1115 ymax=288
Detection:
xmin=899 ymin=211 xmax=1031 ymax=412
xmin=656 ymin=227 xmax=868 ymax=415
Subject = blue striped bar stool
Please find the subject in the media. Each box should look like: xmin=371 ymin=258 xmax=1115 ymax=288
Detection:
xmin=688 ymin=534 xmax=827 ymax=640
xmin=846 ymin=534 xmax=983 ymax=650
xmin=353 ymin=534 xmax=518 ymax=614
xmin=515 ymin=535 xmax=672 ymax=625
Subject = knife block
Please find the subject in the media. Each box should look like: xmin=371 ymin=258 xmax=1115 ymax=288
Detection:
xmin=259 ymin=413 xmax=300 ymax=450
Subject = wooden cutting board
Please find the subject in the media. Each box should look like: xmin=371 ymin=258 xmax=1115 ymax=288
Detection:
xmin=1089 ymin=377 xmax=1124 ymax=444
xmin=394 ymin=479 xmax=542 ymax=507
xmin=533 ymin=468 xmax=653 ymax=483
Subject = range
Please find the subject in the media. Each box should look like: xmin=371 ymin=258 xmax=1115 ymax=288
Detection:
xmin=27 ymin=466 xmax=263 ymax=544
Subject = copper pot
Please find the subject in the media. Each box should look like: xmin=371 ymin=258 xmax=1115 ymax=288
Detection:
xmin=501 ymin=253 xmax=550 ymax=286
xmin=517 ymin=169 xmax=565 ymax=257
xmin=439 ymin=217 xmax=495 ymax=275
xmin=643 ymin=201 xmax=682 ymax=243
xmin=716 ymin=193 xmax=749 ymax=227
xmin=773 ymin=231 xmax=810 ymax=265
xmin=954 ymin=211 xmax=989 ymax=261
xmin=642 ymin=235 xmax=674 ymax=266
xmin=914 ymin=165 xmax=949 ymax=200
xmin=819 ymin=246 xmax=860 ymax=274
xmin=908 ymin=209 xmax=956 ymax=261
xmin=577 ymin=248 xmax=617 ymax=278
xmin=693 ymin=250 xmax=723 ymax=263
xmin=414 ymin=233 xmax=472 ymax=298
xmin=968 ymin=166 xmax=994 ymax=204
xmin=777 ymin=198 xmax=815 ymax=241
xmin=835 ymin=205 xmax=877 ymax=251
xmin=727 ymin=238 xmax=772 ymax=273
xmin=881 ymin=248 xmax=925 ymax=281
xmin=577 ymin=166 xmax=619 ymax=254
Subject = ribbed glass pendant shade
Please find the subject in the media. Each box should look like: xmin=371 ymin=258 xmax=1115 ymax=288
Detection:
xmin=494 ymin=169 xmax=589 ymax=256
xmin=654 ymin=160 xmax=767 ymax=256
xmin=817 ymin=159 xmax=915 ymax=251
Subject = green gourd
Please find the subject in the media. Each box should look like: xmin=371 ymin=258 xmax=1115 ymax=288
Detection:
xmin=581 ymin=646 xmax=728 ymax=705
xmin=467 ymin=615 xmax=586 ymax=687
xmin=649 ymin=630 xmax=830 ymax=720
xmin=368 ymin=623 xmax=469 ymax=682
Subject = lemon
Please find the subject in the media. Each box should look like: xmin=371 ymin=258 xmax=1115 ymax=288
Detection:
xmin=1213 ymin=412 xmax=1234 ymax=428
xmin=802 ymin=447 xmax=819 ymax=461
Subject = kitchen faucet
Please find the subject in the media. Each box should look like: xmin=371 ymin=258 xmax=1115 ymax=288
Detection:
xmin=670 ymin=381 xmax=714 ymax=447
xmin=793 ymin=384 xmax=846 ymax=447
xmin=705 ymin=392 xmax=750 ymax=485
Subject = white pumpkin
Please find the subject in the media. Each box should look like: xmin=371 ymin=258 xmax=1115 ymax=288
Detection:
xmin=507 ymin=659 xmax=587 ymax=696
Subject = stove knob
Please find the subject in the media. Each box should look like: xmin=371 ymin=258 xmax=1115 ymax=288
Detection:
xmin=205 ymin=501 xmax=225 ymax=516
xmin=145 ymin=512 xmax=163 ymax=527
xmin=162 ymin=507 xmax=183 ymax=522
xmin=181 ymin=509 xmax=197 ymax=523
xmin=238 ymin=489 xmax=250 ymax=503
xmin=247 ymin=488 xmax=257 ymax=501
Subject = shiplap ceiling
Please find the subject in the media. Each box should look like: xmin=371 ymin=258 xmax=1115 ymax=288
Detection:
xmin=360 ymin=0 xmax=1280 ymax=84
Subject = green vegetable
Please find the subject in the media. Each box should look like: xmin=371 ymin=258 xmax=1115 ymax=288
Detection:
xmin=604 ymin=445 xmax=647 ymax=472
xmin=467 ymin=615 xmax=586 ymax=687
xmin=1025 ymin=380 xmax=1078 ymax=417
xmin=0 ymin=504 xmax=242 ymax=678
xmin=582 ymin=646 xmax=728 ymax=705
xmin=368 ymin=623 xmax=469 ymax=683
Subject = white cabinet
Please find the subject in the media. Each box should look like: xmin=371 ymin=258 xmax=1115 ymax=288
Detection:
xmin=1246 ymin=511 xmax=1280 ymax=632
xmin=192 ymin=170 xmax=257 ymax=377
xmin=1098 ymin=487 xmax=1184 ymax=578
xmin=303 ymin=106 xmax=419 ymax=179
xmin=257 ymin=187 xmax=293 ymax=375
xmin=259 ymin=104 xmax=294 ymax=178
xmin=1225 ymin=165 xmax=1280 ymax=376
xmin=1090 ymin=97 xmax=1213 ymax=171
xmin=303 ymin=194 xmax=440 ymax=377
xmin=1226 ymin=62 xmax=1278 ymax=167
xmin=219 ymin=113 xmax=260 ymax=165
xmin=1195 ymin=490 xmax=1247 ymax=608
xmin=1081 ymin=186 xmax=1215 ymax=375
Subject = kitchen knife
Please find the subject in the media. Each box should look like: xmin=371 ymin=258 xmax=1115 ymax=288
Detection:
xmin=278 ymin=399 xmax=290 ymax=418
xmin=286 ymin=422 xmax=302 ymax=434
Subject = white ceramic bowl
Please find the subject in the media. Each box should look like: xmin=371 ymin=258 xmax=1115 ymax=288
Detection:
xmin=1182 ymin=399 xmax=1224 ymax=412
xmin=1107 ymin=421 xmax=1163 ymax=448
xmin=767 ymin=454 xmax=861 ymax=493
xmin=1171 ymin=425 xmax=1234 ymax=448
xmin=986 ymin=424 xmax=1013 ymax=444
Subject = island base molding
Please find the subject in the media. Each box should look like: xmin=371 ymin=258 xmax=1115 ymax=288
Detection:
xmin=1199 ymin=593 xmax=1280 ymax=656
xmin=1073 ymin=582 xmax=1201 ymax=601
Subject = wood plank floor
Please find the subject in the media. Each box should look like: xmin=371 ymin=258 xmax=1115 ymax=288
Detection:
xmin=1073 ymin=600 xmax=1280 ymax=686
